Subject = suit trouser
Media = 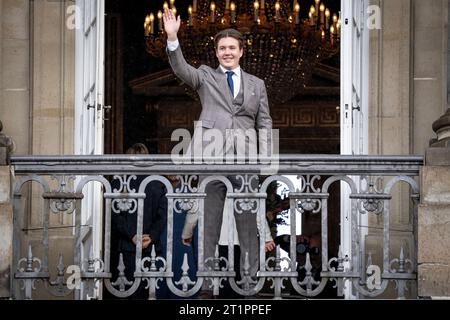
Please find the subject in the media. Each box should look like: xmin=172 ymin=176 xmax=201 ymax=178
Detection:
xmin=202 ymin=177 xmax=259 ymax=290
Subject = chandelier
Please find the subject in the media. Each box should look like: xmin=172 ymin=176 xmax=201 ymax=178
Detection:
xmin=144 ymin=0 xmax=340 ymax=104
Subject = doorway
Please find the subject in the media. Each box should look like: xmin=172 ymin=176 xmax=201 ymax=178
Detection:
xmin=103 ymin=0 xmax=344 ymax=299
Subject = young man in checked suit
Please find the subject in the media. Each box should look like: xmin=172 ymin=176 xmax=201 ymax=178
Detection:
xmin=163 ymin=8 xmax=275 ymax=297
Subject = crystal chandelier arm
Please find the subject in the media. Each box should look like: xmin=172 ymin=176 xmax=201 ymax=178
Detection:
xmin=167 ymin=46 xmax=207 ymax=90
xmin=255 ymin=82 xmax=273 ymax=155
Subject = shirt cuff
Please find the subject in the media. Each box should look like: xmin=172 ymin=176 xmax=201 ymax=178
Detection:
xmin=167 ymin=39 xmax=180 ymax=51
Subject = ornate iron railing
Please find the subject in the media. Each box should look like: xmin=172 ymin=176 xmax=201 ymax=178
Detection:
xmin=10 ymin=155 xmax=423 ymax=299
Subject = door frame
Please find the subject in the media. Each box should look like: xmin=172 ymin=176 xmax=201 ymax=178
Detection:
xmin=74 ymin=0 xmax=105 ymax=299
xmin=340 ymin=0 xmax=370 ymax=299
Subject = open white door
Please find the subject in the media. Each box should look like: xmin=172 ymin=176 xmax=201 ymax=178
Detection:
xmin=74 ymin=0 xmax=105 ymax=299
xmin=340 ymin=0 xmax=369 ymax=299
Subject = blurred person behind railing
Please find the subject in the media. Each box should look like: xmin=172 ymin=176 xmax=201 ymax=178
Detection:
xmin=109 ymin=143 xmax=168 ymax=299
xmin=157 ymin=175 xmax=199 ymax=299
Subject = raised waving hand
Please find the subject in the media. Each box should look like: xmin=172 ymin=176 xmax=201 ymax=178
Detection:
xmin=163 ymin=7 xmax=181 ymax=41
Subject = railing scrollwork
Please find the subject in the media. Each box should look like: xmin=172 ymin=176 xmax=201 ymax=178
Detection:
xmin=10 ymin=155 xmax=422 ymax=299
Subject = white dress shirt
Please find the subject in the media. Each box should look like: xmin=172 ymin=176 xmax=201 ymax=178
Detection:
xmin=218 ymin=65 xmax=241 ymax=98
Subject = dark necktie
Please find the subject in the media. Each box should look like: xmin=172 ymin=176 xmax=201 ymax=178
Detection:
xmin=226 ymin=71 xmax=234 ymax=97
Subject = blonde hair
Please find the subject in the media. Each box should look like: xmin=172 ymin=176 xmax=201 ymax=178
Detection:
xmin=126 ymin=143 xmax=149 ymax=154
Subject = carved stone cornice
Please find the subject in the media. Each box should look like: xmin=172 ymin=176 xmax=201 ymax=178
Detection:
xmin=430 ymin=108 xmax=450 ymax=147
xmin=0 ymin=120 xmax=15 ymax=165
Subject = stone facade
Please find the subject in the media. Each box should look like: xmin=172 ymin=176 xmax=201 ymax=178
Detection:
xmin=0 ymin=123 xmax=13 ymax=298
xmin=364 ymin=0 xmax=448 ymax=299
xmin=0 ymin=166 xmax=12 ymax=298
xmin=0 ymin=0 xmax=449 ymax=299
xmin=418 ymin=110 xmax=450 ymax=298
xmin=418 ymin=151 xmax=450 ymax=297
xmin=0 ymin=0 xmax=76 ymax=299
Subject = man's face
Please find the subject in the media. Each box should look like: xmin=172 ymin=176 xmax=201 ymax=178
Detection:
xmin=216 ymin=37 xmax=243 ymax=70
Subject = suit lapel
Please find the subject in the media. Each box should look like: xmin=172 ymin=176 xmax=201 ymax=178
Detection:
xmin=242 ymin=70 xmax=255 ymax=111
xmin=215 ymin=67 xmax=233 ymax=111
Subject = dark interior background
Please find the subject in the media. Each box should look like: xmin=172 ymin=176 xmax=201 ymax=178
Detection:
xmin=105 ymin=0 xmax=341 ymax=155
xmin=104 ymin=0 xmax=341 ymax=298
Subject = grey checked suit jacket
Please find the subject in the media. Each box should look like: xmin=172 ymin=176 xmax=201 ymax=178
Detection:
xmin=167 ymin=44 xmax=273 ymax=244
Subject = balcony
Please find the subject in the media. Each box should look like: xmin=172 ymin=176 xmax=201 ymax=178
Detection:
xmin=9 ymin=154 xmax=423 ymax=299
